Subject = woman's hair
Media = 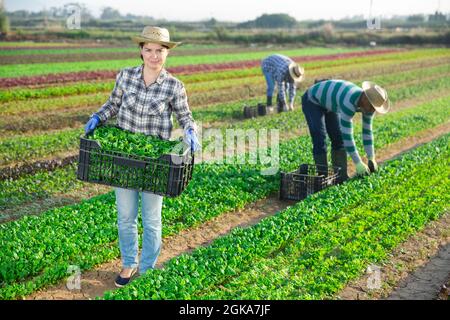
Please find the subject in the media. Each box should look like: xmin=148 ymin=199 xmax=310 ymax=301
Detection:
xmin=139 ymin=42 xmax=169 ymax=61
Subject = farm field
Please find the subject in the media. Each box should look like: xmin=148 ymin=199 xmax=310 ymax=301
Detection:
xmin=0 ymin=42 xmax=449 ymax=301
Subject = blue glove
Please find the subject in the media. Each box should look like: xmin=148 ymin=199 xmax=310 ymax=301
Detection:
xmin=184 ymin=128 xmax=201 ymax=152
xmin=85 ymin=114 xmax=100 ymax=135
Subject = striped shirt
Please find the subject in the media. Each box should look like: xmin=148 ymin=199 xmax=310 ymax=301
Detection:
xmin=307 ymin=80 xmax=375 ymax=164
xmin=95 ymin=65 xmax=196 ymax=140
xmin=261 ymin=54 xmax=296 ymax=105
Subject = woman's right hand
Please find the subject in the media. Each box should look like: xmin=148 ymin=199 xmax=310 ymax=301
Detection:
xmin=84 ymin=114 xmax=100 ymax=135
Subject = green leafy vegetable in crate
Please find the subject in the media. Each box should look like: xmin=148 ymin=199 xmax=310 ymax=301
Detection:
xmin=91 ymin=126 xmax=184 ymax=159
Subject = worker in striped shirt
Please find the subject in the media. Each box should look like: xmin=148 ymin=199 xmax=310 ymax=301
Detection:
xmin=261 ymin=54 xmax=305 ymax=112
xmin=301 ymin=80 xmax=390 ymax=182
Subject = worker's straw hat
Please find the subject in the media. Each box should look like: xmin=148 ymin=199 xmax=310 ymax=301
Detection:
xmin=288 ymin=62 xmax=305 ymax=85
xmin=362 ymin=81 xmax=390 ymax=114
xmin=132 ymin=26 xmax=181 ymax=49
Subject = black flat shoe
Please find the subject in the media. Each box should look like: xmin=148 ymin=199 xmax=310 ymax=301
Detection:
xmin=114 ymin=268 xmax=137 ymax=288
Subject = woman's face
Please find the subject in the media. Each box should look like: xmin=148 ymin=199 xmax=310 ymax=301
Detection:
xmin=141 ymin=42 xmax=169 ymax=71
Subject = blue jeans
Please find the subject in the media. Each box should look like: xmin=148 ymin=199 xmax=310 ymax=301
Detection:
xmin=301 ymin=92 xmax=344 ymax=155
xmin=115 ymin=187 xmax=163 ymax=274
xmin=262 ymin=69 xmax=276 ymax=98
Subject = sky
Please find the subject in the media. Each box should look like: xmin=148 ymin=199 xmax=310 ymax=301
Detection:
xmin=3 ymin=0 xmax=450 ymax=22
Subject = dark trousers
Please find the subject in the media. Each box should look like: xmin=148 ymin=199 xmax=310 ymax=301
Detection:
xmin=301 ymin=92 xmax=344 ymax=155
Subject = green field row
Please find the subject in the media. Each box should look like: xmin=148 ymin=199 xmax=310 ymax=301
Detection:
xmin=0 ymin=43 xmax=237 ymax=57
xmin=1 ymin=74 xmax=449 ymax=167
xmin=1 ymin=50 xmax=446 ymax=128
xmin=0 ymin=47 xmax=365 ymax=78
xmin=0 ymin=95 xmax=448 ymax=299
xmin=1 ymin=56 xmax=448 ymax=138
xmin=2 ymin=92 xmax=449 ymax=218
xmin=1 ymin=48 xmax=447 ymax=104
xmin=104 ymin=134 xmax=449 ymax=299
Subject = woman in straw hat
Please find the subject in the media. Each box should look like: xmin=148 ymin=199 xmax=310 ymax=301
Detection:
xmin=301 ymin=79 xmax=390 ymax=182
xmin=261 ymin=54 xmax=305 ymax=112
xmin=84 ymin=26 xmax=200 ymax=287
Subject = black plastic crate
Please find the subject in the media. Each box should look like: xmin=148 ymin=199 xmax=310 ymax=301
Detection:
xmin=257 ymin=103 xmax=267 ymax=116
xmin=77 ymin=135 xmax=194 ymax=197
xmin=280 ymin=164 xmax=340 ymax=201
xmin=243 ymin=105 xmax=258 ymax=118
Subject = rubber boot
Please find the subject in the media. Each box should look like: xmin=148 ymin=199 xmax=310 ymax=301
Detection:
xmin=313 ymin=153 xmax=328 ymax=177
xmin=276 ymin=96 xmax=283 ymax=112
xmin=266 ymin=96 xmax=273 ymax=107
xmin=313 ymin=153 xmax=328 ymax=193
xmin=331 ymin=149 xmax=349 ymax=184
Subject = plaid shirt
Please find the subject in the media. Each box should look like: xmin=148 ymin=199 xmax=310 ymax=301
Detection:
xmin=261 ymin=54 xmax=296 ymax=105
xmin=95 ymin=65 xmax=196 ymax=140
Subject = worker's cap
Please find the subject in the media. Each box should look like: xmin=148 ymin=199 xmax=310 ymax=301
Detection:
xmin=288 ymin=62 xmax=305 ymax=85
xmin=132 ymin=26 xmax=181 ymax=49
xmin=362 ymin=81 xmax=391 ymax=114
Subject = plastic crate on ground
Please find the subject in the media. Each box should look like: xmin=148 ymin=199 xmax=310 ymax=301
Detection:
xmin=280 ymin=163 xmax=340 ymax=201
xmin=243 ymin=105 xmax=258 ymax=118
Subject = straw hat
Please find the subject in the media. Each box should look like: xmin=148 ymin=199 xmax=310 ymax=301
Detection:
xmin=288 ymin=62 xmax=305 ymax=85
xmin=132 ymin=26 xmax=181 ymax=49
xmin=362 ymin=81 xmax=390 ymax=114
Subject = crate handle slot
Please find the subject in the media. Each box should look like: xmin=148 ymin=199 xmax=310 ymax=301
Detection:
xmin=291 ymin=175 xmax=307 ymax=183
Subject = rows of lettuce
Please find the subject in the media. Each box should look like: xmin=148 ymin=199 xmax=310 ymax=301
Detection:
xmin=104 ymin=133 xmax=450 ymax=300
xmin=0 ymin=47 xmax=363 ymax=79
xmin=0 ymin=49 xmax=446 ymax=104
xmin=0 ymin=95 xmax=449 ymax=299
xmin=2 ymin=50 xmax=444 ymax=122
xmin=2 ymin=63 xmax=449 ymax=168
xmin=3 ymin=54 xmax=447 ymax=145
xmin=1 ymin=88 xmax=449 ymax=216
xmin=0 ymin=43 xmax=233 ymax=56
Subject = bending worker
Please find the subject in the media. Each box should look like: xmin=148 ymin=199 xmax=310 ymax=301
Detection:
xmin=261 ymin=54 xmax=304 ymax=112
xmin=301 ymin=80 xmax=390 ymax=182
